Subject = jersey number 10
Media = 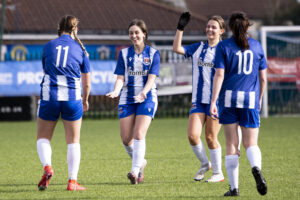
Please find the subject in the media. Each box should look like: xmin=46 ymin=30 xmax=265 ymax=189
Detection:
xmin=236 ymin=50 xmax=253 ymax=75
xmin=56 ymin=45 xmax=69 ymax=68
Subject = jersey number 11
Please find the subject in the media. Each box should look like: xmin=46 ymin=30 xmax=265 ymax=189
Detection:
xmin=56 ymin=45 xmax=69 ymax=68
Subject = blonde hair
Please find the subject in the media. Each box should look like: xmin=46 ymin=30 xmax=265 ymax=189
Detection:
xmin=58 ymin=15 xmax=89 ymax=56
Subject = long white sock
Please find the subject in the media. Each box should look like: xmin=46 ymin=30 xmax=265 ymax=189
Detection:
xmin=67 ymin=143 xmax=81 ymax=180
xmin=132 ymin=139 xmax=145 ymax=177
xmin=237 ymin=126 xmax=242 ymax=151
xmin=246 ymin=145 xmax=262 ymax=169
xmin=124 ymin=143 xmax=133 ymax=158
xmin=191 ymin=141 xmax=209 ymax=166
xmin=37 ymin=138 xmax=52 ymax=167
xmin=209 ymin=147 xmax=222 ymax=174
xmin=225 ymin=155 xmax=239 ymax=190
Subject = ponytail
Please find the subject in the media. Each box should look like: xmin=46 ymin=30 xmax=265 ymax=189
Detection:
xmin=74 ymin=33 xmax=89 ymax=57
xmin=229 ymin=12 xmax=251 ymax=50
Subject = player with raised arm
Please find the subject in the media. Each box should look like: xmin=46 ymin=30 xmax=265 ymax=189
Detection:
xmin=173 ymin=12 xmax=225 ymax=182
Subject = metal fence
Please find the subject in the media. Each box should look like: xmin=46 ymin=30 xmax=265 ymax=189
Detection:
xmin=83 ymin=93 xmax=192 ymax=119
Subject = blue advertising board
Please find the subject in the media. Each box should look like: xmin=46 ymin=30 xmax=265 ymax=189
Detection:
xmin=0 ymin=61 xmax=117 ymax=96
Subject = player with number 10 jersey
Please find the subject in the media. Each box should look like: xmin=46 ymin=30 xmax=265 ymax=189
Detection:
xmin=214 ymin=37 xmax=267 ymax=110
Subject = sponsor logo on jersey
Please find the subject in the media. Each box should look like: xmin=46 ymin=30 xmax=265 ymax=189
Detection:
xmin=143 ymin=57 xmax=151 ymax=65
xmin=128 ymin=70 xmax=149 ymax=76
xmin=198 ymin=58 xmax=214 ymax=68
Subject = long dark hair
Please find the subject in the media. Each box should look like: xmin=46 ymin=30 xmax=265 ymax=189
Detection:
xmin=229 ymin=12 xmax=251 ymax=50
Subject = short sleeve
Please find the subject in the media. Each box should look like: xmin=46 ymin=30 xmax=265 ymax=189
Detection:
xmin=214 ymin=42 xmax=226 ymax=69
xmin=42 ymin=52 xmax=45 ymax=70
xmin=114 ymin=51 xmax=125 ymax=75
xmin=258 ymin=44 xmax=268 ymax=70
xmin=80 ymin=53 xmax=90 ymax=73
xmin=149 ymin=51 xmax=160 ymax=76
xmin=183 ymin=42 xmax=201 ymax=58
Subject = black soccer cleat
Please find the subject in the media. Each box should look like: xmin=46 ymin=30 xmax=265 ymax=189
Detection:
xmin=224 ymin=187 xmax=239 ymax=196
xmin=252 ymin=166 xmax=267 ymax=195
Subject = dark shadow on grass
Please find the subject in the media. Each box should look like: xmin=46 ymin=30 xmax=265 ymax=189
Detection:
xmin=0 ymin=183 xmax=65 ymax=187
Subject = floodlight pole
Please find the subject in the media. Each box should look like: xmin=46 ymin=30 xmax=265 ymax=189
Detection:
xmin=0 ymin=0 xmax=6 ymax=61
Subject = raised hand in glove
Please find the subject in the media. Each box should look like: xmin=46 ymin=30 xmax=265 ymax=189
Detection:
xmin=177 ymin=12 xmax=191 ymax=31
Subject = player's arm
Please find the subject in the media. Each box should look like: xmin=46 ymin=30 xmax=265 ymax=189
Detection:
xmin=173 ymin=30 xmax=185 ymax=55
xmin=81 ymin=72 xmax=91 ymax=112
xmin=173 ymin=12 xmax=190 ymax=55
xmin=259 ymin=69 xmax=267 ymax=111
xmin=106 ymin=75 xmax=124 ymax=98
xmin=134 ymin=74 xmax=156 ymax=103
xmin=210 ymin=68 xmax=224 ymax=119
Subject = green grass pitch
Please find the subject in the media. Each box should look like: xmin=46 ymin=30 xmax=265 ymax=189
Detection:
xmin=0 ymin=117 xmax=299 ymax=199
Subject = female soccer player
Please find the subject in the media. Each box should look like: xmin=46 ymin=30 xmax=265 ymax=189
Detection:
xmin=173 ymin=12 xmax=225 ymax=182
xmin=36 ymin=15 xmax=90 ymax=191
xmin=210 ymin=12 xmax=268 ymax=196
xmin=106 ymin=19 xmax=160 ymax=184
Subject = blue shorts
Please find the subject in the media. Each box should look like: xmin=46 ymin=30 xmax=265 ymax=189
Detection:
xmin=219 ymin=107 xmax=260 ymax=128
xmin=190 ymin=102 xmax=213 ymax=117
xmin=38 ymin=100 xmax=83 ymax=121
xmin=118 ymin=101 xmax=158 ymax=119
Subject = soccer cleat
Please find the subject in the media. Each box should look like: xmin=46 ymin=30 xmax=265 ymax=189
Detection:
xmin=205 ymin=173 xmax=225 ymax=182
xmin=252 ymin=166 xmax=267 ymax=195
xmin=127 ymin=172 xmax=138 ymax=184
xmin=224 ymin=187 xmax=239 ymax=196
xmin=137 ymin=159 xmax=147 ymax=183
xmin=67 ymin=179 xmax=86 ymax=191
xmin=194 ymin=161 xmax=211 ymax=181
xmin=38 ymin=165 xmax=54 ymax=191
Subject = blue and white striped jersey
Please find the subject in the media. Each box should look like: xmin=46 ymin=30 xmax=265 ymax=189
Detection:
xmin=40 ymin=34 xmax=90 ymax=101
xmin=114 ymin=45 xmax=160 ymax=105
xmin=184 ymin=41 xmax=216 ymax=104
xmin=215 ymin=36 xmax=267 ymax=109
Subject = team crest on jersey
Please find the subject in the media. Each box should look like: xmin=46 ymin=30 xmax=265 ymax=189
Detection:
xmin=143 ymin=57 xmax=151 ymax=65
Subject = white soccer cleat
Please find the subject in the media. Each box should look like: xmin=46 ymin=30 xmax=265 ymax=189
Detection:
xmin=194 ymin=161 xmax=211 ymax=181
xmin=205 ymin=173 xmax=225 ymax=182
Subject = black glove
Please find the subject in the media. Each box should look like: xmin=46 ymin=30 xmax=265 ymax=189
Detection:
xmin=177 ymin=12 xmax=191 ymax=31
